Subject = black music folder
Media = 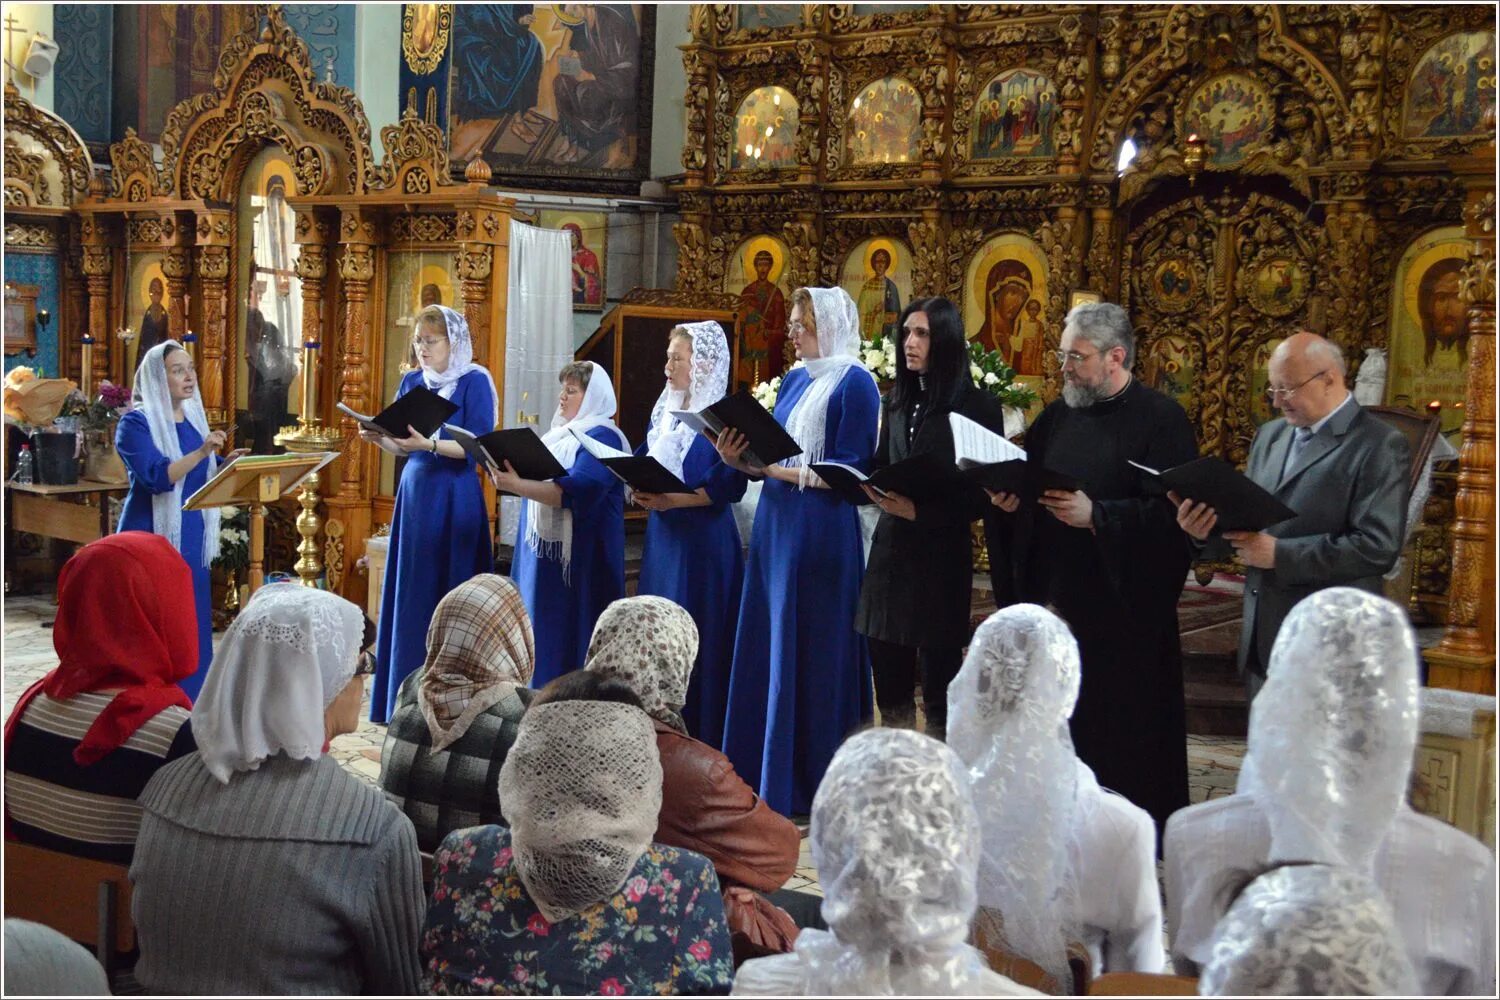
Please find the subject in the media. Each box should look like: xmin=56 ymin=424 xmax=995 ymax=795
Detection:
xmin=567 ymin=427 xmax=695 ymax=494
xmin=670 ymin=390 xmax=803 ymax=468
xmin=338 ymin=385 xmax=458 ymax=439
xmin=813 ymin=451 xmax=982 ymax=506
xmin=961 ymin=459 xmax=1084 ymax=497
xmin=1129 ymin=457 xmax=1296 ymax=532
xmin=445 ymin=425 xmax=567 ymax=481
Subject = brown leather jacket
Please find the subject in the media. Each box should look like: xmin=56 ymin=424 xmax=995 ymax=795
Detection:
xmin=653 ymin=720 xmax=800 ymax=892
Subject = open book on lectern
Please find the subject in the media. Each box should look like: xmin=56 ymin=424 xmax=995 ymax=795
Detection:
xmin=182 ymin=451 xmax=338 ymax=511
xmin=567 ymin=427 xmax=695 ymax=495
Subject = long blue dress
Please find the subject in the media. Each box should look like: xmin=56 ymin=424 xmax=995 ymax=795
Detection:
xmin=635 ymin=434 xmax=747 ymax=746
xmin=115 ymin=409 xmax=214 ymax=700
xmin=511 ymin=426 xmax=626 ymax=687
xmin=721 ymin=366 xmax=879 ymax=816
xmin=372 ymin=369 xmax=496 ymax=722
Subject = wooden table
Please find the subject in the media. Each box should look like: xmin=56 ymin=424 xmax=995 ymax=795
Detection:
xmin=5 ymin=480 xmax=128 ymax=591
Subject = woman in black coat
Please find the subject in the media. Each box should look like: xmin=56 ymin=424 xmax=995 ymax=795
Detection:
xmin=853 ymin=296 xmax=1011 ymax=737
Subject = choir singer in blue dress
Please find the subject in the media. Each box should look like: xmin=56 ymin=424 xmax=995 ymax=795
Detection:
xmin=116 ymin=341 xmax=248 ymax=699
xmin=363 ymin=305 xmax=497 ymax=723
xmin=630 ymin=322 xmax=746 ymax=745
xmin=715 ymin=287 xmax=880 ymax=816
xmin=492 ymin=360 xmax=627 ymax=687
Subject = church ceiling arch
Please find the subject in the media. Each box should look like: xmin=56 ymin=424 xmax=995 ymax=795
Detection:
xmin=2 ymin=83 xmax=93 ymax=209
xmin=156 ymin=4 xmax=375 ymax=201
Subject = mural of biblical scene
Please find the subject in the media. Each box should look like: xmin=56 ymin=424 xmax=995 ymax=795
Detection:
xmin=539 ymin=209 xmax=608 ymax=311
xmin=1403 ymin=31 xmax=1496 ymax=139
xmin=123 ymin=256 xmax=169 ymax=388
xmin=970 ymin=69 xmax=1058 ymax=159
xmin=234 ymin=151 xmax=304 ymax=456
xmin=737 ymin=4 xmax=802 ymax=30
xmin=381 ymin=253 xmax=457 ymax=494
xmin=1245 ymin=256 xmax=1309 ymax=318
xmin=723 ymin=236 xmax=792 ymax=390
xmin=1184 ymin=72 xmax=1274 ymax=168
xmin=1141 ymin=334 xmax=1200 ymax=413
xmin=114 ymin=5 xmax=252 ymax=143
xmin=448 ymin=4 xmax=651 ymax=180
xmin=964 ymin=234 xmax=1049 ymax=378
xmin=846 ymin=77 xmax=921 ymax=165
xmin=1250 ymin=336 xmax=1286 ymax=426
xmin=839 ymin=238 xmax=912 ymax=342
xmin=1387 ymin=227 xmax=1472 ymax=440
xmin=731 ymin=86 xmax=799 ymax=170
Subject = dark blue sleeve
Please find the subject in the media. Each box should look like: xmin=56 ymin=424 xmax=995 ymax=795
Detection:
xmin=115 ymin=410 xmax=175 ymax=493
xmin=557 ymin=426 xmax=622 ymax=510
xmin=687 ymin=435 xmax=747 ymax=505
xmin=453 ymin=371 xmax=497 ymax=437
xmin=821 ymin=371 xmax=880 ymax=473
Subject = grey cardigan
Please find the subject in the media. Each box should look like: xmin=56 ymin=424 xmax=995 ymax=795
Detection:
xmin=131 ymin=752 xmax=426 ymax=996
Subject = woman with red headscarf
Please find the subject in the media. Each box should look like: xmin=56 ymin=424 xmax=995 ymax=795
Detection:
xmin=3 ymin=532 xmax=198 ymax=864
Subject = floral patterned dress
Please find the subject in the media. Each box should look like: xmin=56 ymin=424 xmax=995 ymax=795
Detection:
xmin=421 ymin=825 xmax=734 ymax=996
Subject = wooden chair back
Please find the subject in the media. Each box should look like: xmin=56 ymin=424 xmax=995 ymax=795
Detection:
xmin=1088 ymin=971 xmax=1200 ymax=995
xmin=3 ymin=841 xmax=135 ymax=972
xmin=1363 ymin=404 xmax=1443 ymax=498
xmin=972 ymin=912 xmax=1092 ymax=995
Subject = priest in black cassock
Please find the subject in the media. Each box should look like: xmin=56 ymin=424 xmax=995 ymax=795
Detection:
xmin=984 ymin=301 xmax=1197 ymax=831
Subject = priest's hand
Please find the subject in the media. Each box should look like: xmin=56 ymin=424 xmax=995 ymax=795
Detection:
xmin=864 ymin=485 xmax=916 ymax=521
xmin=985 ymin=489 xmax=1021 ymax=513
xmin=1224 ymin=530 xmax=1276 ymax=569
xmin=1168 ymin=491 xmax=1218 ymax=541
xmin=1039 ymin=489 xmax=1093 ymax=529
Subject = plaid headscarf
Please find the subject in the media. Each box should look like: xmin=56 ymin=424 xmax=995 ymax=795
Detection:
xmin=582 ymin=596 xmax=699 ymax=734
xmin=419 ymin=575 xmax=536 ymax=751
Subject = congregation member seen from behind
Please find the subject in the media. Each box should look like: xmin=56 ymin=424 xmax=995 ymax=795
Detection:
xmin=1164 ymin=588 xmax=1497 ymax=995
xmin=380 ymin=573 xmax=536 ymax=852
xmin=420 ymin=674 xmax=735 ymax=995
xmin=583 ymin=596 xmax=803 ymax=961
xmin=949 ymin=604 xmax=1165 ymax=988
xmin=130 ymin=585 xmax=426 ymax=995
xmin=4 ymin=533 xmax=197 ymax=864
xmin=732 ymin=728 xmax=1042 ymax=997
xmin=1200 ymin=864 xmax=1418 ymax=996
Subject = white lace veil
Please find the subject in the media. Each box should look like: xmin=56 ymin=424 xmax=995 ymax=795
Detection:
xmin=947 ymin=604 xmax=1081 ymax=988
xmin=417 ymin=305 xmax=499 ymax=425
xmin=583 ymin=596 xmax=699 ymax=734
xmin=646 ymin=321 xmax=730 ymax=479
xmin=1200 ymin=864 xmax=1419 ymax=996
xmin=129 ymin=341 xmax=220 ymax=567
xmin=1236 ymin=588 xmax=1420 ymax=871
xmin=191 ymin=583 xmax=364 ymax=783
xmin=789 ymin=728 xmax=998 ymax=995
xmin=499 ymin=700 xmax=662 ymax=924
xmin=781 ymin=286 xmax=877 ymax=488
xmin=525 ymin=360 xmax=628 ymax=581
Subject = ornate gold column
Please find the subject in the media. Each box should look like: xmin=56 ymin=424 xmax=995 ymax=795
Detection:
xmin=61 ymin=216 xmax=87 ymax=386
xmin=1427 ymin=146 xmax=1497 ymax=695
xmin=455 ymin=198 xmax=501 ymax=370
xmin=194 ymin=209 xmax=233 ymax=427
xmin=79 ymin=214 xmax=112 ymax=390
xmin=161 ymin=212 xmax=193 ymax=342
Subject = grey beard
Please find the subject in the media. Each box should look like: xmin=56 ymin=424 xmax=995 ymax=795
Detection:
xmin=1062 ymin=379 xmax=1106 ymax=408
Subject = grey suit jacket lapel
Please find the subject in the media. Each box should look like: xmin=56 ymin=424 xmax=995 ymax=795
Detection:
xmin=1278 ymin=398 xmax=1362 ymax=491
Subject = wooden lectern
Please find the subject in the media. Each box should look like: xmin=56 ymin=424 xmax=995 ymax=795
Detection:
xmin=183 ymin=452 xmax=337 ymax=593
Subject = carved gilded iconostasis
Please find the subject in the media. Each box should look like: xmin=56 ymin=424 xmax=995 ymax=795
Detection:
xmin=676 ymin=3 xmax=1496 ymax=687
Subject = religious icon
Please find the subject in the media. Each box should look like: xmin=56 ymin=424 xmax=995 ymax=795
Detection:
xmin=1142 ymin=334 xmax=1199 ymax=412
xmin=965 ymin=234 xmax=1049 ymax=377
xmin=539 ymin=209 xmax=608 ymax=311
xmin=1184 ymin=72 xmax=1274 ymax=169
xmin=845 ymin=76 xmax=922 ymax=165
xmin=725 ymin=236 xmax=792 ymax=389
xmin=1403 ymin=31 xmax=1496 ymax=139
xmin=736 ymin=4 xmax=802 ymax=30
xmin=1246 ymin=256 xmax=1309 ymax=317
xmin=841 ymin=239 xmax=910 ymax=342
xmin=970 ymin=69 xmax=1057 ymax=159
xmin=1387 ymin=228 xmax=1471 ymax=439
xmin=136 ymin=276 xmax=171 ymax=358
xmin=1150 ymin=257 xmax=1200 ymax=314
xmin=731 ymin=86 xmax=799 ymax=170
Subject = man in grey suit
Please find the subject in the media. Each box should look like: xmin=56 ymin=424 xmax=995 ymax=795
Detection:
xmin=1173 ymin=332 xmax=1411 ymax=698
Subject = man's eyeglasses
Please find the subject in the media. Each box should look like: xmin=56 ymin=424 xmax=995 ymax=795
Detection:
xmin=1264 ymin=370 xmax=1328 ymax=402
xmin=1052 ymin=348 xmax=1098 ymax=366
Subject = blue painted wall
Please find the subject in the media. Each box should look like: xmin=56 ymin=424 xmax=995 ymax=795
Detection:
xmin=4 ymin=253 xmax=62 ymax=378
xmin=283 ymin=5 xmax=357 ymax=89
xmin=53 ymin=4 xmax=112 ymax=146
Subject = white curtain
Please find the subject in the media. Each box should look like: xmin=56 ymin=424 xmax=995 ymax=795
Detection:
xmin=501 ymin=219 xmax=575 ymax=546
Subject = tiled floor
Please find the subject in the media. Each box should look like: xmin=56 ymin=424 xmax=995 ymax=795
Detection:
xmin=2 ymin=592 xmax=1246 ymax=900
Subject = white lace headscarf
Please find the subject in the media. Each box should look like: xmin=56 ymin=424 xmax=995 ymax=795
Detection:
xmin=947 ymin=604 xmax=1081 ymax=989
xmin=498 ymin=700 xmax=662 ymax=923
xmin=129 ymin=341 xmax=220 ymax=567
xmin=789 ymin=728 xmax=998 ymax=994
xmin=646 ymin=321 xmax=730 ymax=479
xmin=415 ymin=305 xmax=499 ymax=425
xmin=1236 ymin=588 xmax=1420 ymax=872
xmin=525 ymin=360 xmax=628 ymax=582
xmin=781 ymin=287 xmax=877 ymax=489
xmin=1200 ymin=864 xmax=1419 ymax=996
xmin=583 ymin=596 xmax=699 ymax=734
xmin=191 ymin=583 xmax=364 ymax=783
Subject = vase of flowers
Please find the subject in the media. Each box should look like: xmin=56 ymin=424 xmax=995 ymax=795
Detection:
xmin=75 ymin=380 xmax=132 ymax=484
xmin=750 ymin=360 xmax=803 ymax=413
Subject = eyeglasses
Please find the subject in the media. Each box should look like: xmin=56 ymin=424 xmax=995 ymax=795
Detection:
xmin=1264 ymin=370 xmax=1328 ymax=402
xmin=788 ymin=320 xmax=812 ymax=335
xmin=1052 ymin=348 xmax=1098 ymax=366
xmin=411 ymin=335 xmax=446 ymax=349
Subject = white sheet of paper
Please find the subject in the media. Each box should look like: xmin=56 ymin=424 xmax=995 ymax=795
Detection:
xmin=949 ymin=412 xmax=1026 ymax=468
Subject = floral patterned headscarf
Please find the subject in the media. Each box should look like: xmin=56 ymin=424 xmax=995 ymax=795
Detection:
xmin=582 ymin=596 xmax=699 ymax=734
xmin=418 ymin=575 xmax=535 ymax=752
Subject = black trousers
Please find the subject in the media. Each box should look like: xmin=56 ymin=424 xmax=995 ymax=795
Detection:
xmin=867 ymin=636 xmax=964 ymax=737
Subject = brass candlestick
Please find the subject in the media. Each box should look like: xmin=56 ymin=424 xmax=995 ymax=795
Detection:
xmin=274 ymin=338 xmax=342 ymax=588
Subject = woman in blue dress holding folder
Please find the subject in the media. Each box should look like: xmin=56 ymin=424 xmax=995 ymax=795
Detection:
xmin=363 ymin=305 xmax=497 ymax=722
xmin=491 ymin=360 xmax=627 ymax=686
xmin=716 ymin=287 xmax=880 ymax=816
xmin=630 ymin=322 xmax=746 ymax=745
